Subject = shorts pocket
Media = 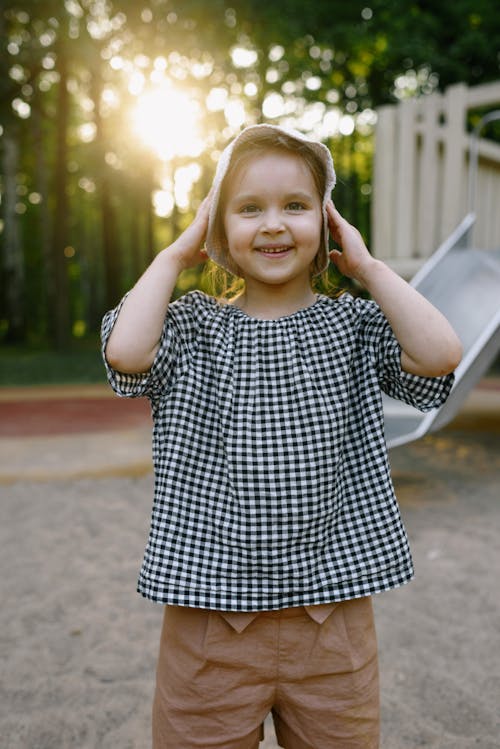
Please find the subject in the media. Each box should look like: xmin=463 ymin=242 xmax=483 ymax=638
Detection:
xmin=338 ymin=596 xmax=378 ymax=672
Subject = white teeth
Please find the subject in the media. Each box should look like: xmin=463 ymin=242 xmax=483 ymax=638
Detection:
xmin=258 ymin=247 xmax=289 ymax=253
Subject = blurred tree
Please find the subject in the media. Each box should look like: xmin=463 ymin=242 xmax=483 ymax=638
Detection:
xmin=0 ymin=0 xmax=498 ymax=346
xmin=0 ymin=7 xmax=27 ymax=342
xmin=230 ymin=0 xmax=500 ymax=102
xmin=52 ymin=32 xmax=71 ymax=348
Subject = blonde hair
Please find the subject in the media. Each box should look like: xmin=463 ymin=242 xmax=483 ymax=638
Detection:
xmin=201 ymin=257 xmax=342 ymax=304
xmin=201 ymin=260 xmax=245 ymax=302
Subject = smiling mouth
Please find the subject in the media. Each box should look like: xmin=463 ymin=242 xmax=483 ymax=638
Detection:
xmin=255 ymin=246 xmax=292 ymax=255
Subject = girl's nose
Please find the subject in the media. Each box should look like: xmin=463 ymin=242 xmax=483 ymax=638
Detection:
xmin=261 ymin=209 xmax=285 ymax=233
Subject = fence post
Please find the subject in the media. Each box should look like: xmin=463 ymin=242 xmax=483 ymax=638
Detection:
xmin=373 ymin=80 xmax=500 ymax=270
xmin=372 ymin=105 xmax=396 ymax=261
xmin=415 ymin=92 xmax=442 ymax=258
xmin=440 ymin=83 xmax=468 ymax=238
xmin=393 ymin=98 xmax=417 ymax=265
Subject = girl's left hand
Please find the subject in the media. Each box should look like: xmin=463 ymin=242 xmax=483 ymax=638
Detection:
xmin=326 ymin=201 xmax=374 ymax=282
xmin=169 ymin=192 xmax=212 ymax=271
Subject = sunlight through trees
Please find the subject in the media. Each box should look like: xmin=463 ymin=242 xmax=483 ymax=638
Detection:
xmin=1 ymin=0 xmax=499 ymax=345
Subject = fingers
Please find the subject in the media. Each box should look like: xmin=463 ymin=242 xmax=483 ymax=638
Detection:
xmin=326 ymin=201 xmax=344 ymax=246
xmin=194 ymin=188 xmax=215 ymax=220
xmin=327 ymin=202 xmax=364 ymax=245
xmin=326 ymin=200 xmax=350 ymax=230
xmin=328 ymin=248 xmax=342 ymax=267
xmin=196 ymin=194 xmax=212 ymax=218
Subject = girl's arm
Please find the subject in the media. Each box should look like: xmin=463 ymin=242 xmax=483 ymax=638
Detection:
xmin=105 ymin=195 xmax=210 ymax=374
xmin=327 ymin=202 xmax=462 ymax=377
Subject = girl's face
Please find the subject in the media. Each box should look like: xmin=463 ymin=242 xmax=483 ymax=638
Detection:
xmin=222 ymin=150 xmax=322 ymax=292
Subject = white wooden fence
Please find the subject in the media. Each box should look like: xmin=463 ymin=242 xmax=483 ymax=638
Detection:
xmin=372 ymin=81 xmax=500 ymax=277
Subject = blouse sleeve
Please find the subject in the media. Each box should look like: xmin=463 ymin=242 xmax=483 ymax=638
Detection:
xmin=100 ymin=291 xmax=214 ymax=401
xmin=356 ymin=297 xmax=454 ymax=412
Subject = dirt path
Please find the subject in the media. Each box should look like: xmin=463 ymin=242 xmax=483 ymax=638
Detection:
xmin=1 ymin=427 xmax=499 ymax=748
xmin=1 ymin=380 xmax=499 ymax=746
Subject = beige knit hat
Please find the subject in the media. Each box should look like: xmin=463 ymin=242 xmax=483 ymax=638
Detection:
xmin=205 ymin=123 xmax=336 ymax=276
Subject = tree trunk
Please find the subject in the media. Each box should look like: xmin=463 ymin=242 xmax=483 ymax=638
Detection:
xmin=1 ymin=133 xmax=25 ymax=341
xmin=91 ymin=73 xmax=122 ymax=310
xmin=144 ymin=184 xmax=155 ymax=266
xmin=101 ymin=171 xmax=121 ymax=307
xmin=128 ymin=182 xmax=142 ymax=281
xmin=52 ymin=50 xmax=71 ymax=347
xmin=32 ymin=96 xmax=54 ymax=339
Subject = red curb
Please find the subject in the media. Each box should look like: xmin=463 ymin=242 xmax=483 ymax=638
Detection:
xmin=0 ymin=378 xmax=498 ymax=438
xmin=0 ymin=397 xmax=151 ymax=437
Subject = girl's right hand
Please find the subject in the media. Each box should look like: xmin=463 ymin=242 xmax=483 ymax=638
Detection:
xmin=169 ymin=193 xmax=212 ymax=271
xmin=105 ymin=193 xmax=213 ymax=374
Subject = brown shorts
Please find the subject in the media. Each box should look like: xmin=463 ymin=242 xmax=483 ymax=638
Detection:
xmin=152 ymin=598 xmax=379 ymax=748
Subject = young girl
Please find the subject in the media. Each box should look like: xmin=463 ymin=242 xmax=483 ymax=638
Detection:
xmin=102 ymin=124 xmax=462 ymax=749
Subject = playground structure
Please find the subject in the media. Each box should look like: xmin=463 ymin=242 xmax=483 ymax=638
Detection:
xmin=372 ymin=82 xmax=500 ymax=447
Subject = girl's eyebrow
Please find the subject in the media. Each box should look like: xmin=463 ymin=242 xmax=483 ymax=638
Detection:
xmin=283 ymin=190 xmax=316 ymax=202
xmin=230 ymin=193 xmax=260 ymax=203
xmin=230 ymin=190 xmax=316 ymax=203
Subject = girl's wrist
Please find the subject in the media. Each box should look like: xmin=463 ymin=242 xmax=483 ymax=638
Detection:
xmin=352 ymin=256 xmax=382 ymax=289
xmin=157 ymin=244 xmax=187 ymax=275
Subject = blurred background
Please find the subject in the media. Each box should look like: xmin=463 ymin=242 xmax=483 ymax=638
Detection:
xmin=1 ymin=6 xmax=499 ymax=748
xmin=1 ymin=0 xmax=499 ymax=384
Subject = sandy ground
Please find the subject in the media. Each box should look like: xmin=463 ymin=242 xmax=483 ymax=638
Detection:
xmin=1 ymin=424 xmax=499 ymax=748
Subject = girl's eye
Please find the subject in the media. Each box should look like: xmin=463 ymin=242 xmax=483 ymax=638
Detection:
xmin=287 ymin=201 xmax=306 ymax=211
xmin=239 ymin=204 xmax=260 ymax=214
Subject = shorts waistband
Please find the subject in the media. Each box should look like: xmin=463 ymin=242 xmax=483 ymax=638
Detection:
xmin=219 ymin=603 xmax=337 ymax=632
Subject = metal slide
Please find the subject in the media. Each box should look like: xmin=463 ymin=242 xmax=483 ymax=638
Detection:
xmin=384 ymin=110 xmax=500 ymax=448
xmin=383 ymin=212 xmax=500 ymax=447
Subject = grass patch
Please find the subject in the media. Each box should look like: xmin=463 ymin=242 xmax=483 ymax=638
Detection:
xmin=0 ymin=340 xmax=106 ymax=386
xmin=1 ymin=339 xmax=498 ymax=388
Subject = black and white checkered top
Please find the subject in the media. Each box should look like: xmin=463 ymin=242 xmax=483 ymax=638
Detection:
xmin=101 ymin=291 xmax=453 ymax=610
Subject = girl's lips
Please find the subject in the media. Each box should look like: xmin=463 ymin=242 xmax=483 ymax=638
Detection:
xmin=255 ymin=246 xmax=292 ymax=256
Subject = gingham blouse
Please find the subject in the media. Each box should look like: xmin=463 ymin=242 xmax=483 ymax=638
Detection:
xmin=101 ymin=290 xmax=453 ymax=610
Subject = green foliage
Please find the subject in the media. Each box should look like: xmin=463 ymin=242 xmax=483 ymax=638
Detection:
xmin=0 ymin=340 xmax=105 ymax=385
xmin=0 ymin=0 xmax=499 ymax=347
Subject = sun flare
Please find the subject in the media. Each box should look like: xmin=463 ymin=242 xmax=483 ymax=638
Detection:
xmin=130 ymin=82 xmax=204 ymax=161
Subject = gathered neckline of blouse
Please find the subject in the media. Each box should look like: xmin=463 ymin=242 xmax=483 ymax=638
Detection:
xmin=221 ymin=294 xmax=330 ymax=324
